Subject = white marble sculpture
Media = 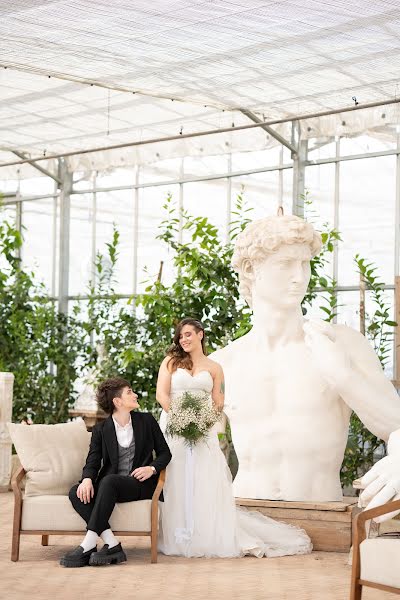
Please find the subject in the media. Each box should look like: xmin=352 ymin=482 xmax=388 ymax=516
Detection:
xmin=73 ymin=344 xmax=107 ymax=412
xmin=0 ymin=372 xmax=14 ymax=491
xmin=211 ymin=214 xmax=400 ymax=507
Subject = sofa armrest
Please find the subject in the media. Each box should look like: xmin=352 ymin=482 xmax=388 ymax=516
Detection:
xmin=11 ymin=465 xmax=25 ymax=502
xmin=356 ymin=499 xmax=400 ymax=529
xmin=354 ymin=499 xmax=400 ymax=547
xmin=151 ymin=469 xmax=166 ymax=505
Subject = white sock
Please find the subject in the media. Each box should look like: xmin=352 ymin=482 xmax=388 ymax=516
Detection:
xmin=80 ymin=530 xmax=98 ymax=552
xmin=100 ymin=528 xmax=119 ymax=549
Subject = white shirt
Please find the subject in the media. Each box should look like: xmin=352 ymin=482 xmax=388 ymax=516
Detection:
xmin=112 ymin=415 xmax=133 ymax=448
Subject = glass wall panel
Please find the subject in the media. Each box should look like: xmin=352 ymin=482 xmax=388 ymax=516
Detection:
xmin=96 ymin=189 xmax=134 ymax=294
xmin=139 ymin=159 xmax=182 ymax=184
xmin=305 ymin=163 xmax=336 ymax=280
xmin=0 ymin=203 xmax=16 ymax=225
xmin=21 ymin=198 xmax=57 ymax=292
xmin=340 ymin=134 xmax=396 ymax=156
xmin=69 ymin=194 xmax=93 ymax=296
xmin=96 ymin=168 xmax=135 ymax=188
xmin=338 ymin=156 xmax=396 ymax=286
xmin=231 ymin=147 xmax=281 ymax=172
xmin=184 ymin=155 xmax=228 ymax=178
xmin=136 ymin=184 xmax=179 ymax=293
xmin=230 ymin=170 xmax=281 ymax=220
xmin=308 ymin=139 xmax=336 ymax=160
xmin=19 ymin=176 xmax=55 ymax=196
xmin=183 ymin=178 xmax=228 ymax=241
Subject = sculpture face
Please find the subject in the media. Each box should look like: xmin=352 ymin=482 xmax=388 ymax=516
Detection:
xmin=251 ymin=243 xmax=312 ymax=308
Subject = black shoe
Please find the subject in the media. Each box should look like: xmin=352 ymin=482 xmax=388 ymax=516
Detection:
xmin=60 ymin=545 xmax=97 ymax=568
xmin=89 ymin=543 xmax=127 ymax=566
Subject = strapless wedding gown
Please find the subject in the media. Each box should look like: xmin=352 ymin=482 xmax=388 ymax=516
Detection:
xmin=158 ymin=369 xmax=312 ymax=558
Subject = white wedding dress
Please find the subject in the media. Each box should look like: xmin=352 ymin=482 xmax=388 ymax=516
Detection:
xmin=158 ymin=368 xmax=312 ymax=558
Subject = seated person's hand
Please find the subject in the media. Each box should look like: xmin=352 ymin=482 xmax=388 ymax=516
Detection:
xmin=77 ymin=478 xmax=94 ymax=504
xmin=131 ymin=466 xmax=155 ymax=481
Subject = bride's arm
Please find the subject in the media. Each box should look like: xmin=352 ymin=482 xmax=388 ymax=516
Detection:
xmin=156 ymin=357 xmax=172 ymax=412
xmin=211 ymin=363 xmax=225 ymax=411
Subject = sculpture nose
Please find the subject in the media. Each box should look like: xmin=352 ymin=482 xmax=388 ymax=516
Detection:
xmin=291 ymin=262 xmax=304 ymax=283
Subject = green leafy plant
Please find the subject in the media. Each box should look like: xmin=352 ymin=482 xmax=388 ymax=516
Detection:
xmin=302 ymin=191 xmax=341 ymax=322
xmin=0 ymin=216 xmax=84 ymax=423
xmin=340 ymin=255 xmax=396 ymax=488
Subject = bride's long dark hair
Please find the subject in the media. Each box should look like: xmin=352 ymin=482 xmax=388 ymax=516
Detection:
xmin=167 ymin=318 xmax=207 ymax=373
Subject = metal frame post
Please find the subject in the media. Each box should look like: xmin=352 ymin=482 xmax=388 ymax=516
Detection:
xmin=57 ymin=159 xmax=72 ymax=313
xmin=292 ymin=121 xmax=307 ymax=216
xmin=132 ymin=165 xmax=140 ymax=297
xmin=226 ymin=152 xmax=232 ymax=242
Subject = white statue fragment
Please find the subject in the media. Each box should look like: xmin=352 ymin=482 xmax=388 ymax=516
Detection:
xmin=211 ymin=214 xmax=400 ymax=512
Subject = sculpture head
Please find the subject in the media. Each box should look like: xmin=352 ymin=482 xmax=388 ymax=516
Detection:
xmin=231 ymin=215 xmax=322 ymax=308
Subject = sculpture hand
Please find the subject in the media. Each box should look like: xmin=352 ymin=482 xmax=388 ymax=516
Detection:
xmin=303 ymin=320 xmax=351 ymax=387
xmin=359 ymin=455 xmax=400 ymax=522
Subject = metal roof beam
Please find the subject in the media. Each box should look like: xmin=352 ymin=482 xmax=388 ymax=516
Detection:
xmin=10 ymin=150 xmax=62 ymax=184
xmin=240 ymin=109 xmax=298 ymax=154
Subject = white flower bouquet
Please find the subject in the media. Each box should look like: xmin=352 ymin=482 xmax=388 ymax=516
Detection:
xmin=166 ymin=390 xmax=221 ymax=446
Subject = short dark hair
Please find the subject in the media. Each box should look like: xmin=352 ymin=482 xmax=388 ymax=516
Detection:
xmin=96 ymin=377 xmax=130 ymax=414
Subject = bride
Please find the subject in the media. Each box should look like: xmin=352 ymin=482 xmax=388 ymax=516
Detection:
xmin=157 ymin=317 xmax=312 ymax=558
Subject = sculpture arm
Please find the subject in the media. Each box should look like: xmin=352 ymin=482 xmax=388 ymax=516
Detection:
xmin=334 ymin=324 xmax=400 ymax=440
xmin=304 ymin=321 xmax=400 ymax=440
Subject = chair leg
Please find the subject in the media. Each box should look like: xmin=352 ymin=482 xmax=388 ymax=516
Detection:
xmin=350 ymin=579 xmax=362 ymax=600
xmin=11 ymin=527 xmax=21 ymax=562
xmin=151 ymin=529 xmax=158 ymax=564
xmin=41 ymin=535 xmax=49 ymax=546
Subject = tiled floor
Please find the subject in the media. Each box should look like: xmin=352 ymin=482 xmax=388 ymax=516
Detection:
xmin=0 ymin=492 xmax=396 ymax=600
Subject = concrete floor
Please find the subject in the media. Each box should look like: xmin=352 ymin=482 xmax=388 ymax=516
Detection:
xmin=1 ymin=492 xmax=397 ymax=600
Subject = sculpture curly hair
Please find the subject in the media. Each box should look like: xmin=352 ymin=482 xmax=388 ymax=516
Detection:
xmin=231 ymin=215 xmax=322 ymax=307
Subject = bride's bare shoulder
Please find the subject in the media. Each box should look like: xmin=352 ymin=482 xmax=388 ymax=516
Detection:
xmin=205 ymin=357 xmax=224 ymax=374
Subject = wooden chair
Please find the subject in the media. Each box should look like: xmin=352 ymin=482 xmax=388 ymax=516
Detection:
xmin=350 ymin=499 xmax=400 ymax=599
xmin=11 ymin=466 xmax=166 ymax=564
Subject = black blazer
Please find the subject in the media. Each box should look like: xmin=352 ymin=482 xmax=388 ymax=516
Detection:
xmin=81 ymin=411 xmax=171 ymax=497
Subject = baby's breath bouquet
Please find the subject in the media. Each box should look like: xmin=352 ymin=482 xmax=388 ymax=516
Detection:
xmin=166 ymin=391 xmax=221 ymax=447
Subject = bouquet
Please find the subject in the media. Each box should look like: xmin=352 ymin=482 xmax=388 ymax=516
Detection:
xmin=166 ymin=390 xmax=221 ymax=447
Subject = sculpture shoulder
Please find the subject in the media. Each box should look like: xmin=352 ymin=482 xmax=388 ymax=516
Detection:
xmin=209 ymin=334 xmax=250 ymax=368
xmin=332 ymin=322 xmax=382 ymax=370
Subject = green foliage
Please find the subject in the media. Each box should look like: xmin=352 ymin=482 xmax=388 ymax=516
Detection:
xmin=340 ymin=255 xmax=396 ymax=488
xmin=300 ymin=193 xmax=395 ymax=488
xmin=302 ymin=191 xmax=341 ymax=322
xmin=355 ymin=255 xmax=397 ymax=366
xmin=0 ymin=217 xmax=84 ymax=423
xmin=1 ymin=188 xmax=396 ymax=492
xmin=73 ymin=192 xmax=252 ymax=416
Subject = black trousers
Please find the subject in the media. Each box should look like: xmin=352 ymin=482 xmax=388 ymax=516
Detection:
xmin=69 ymin=474 xmax=145 ymax=535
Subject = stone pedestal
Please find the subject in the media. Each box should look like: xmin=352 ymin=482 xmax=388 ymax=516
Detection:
xmin=236 ymin=496 xmax=359 ymax=552
xmin=0 ymin=372 xmax=14 ymax=492
xmin=68 ymin=408 xmax=107 ymax=431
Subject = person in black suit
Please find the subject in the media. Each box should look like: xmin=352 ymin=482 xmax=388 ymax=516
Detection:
xmin=60 ymin=377 xmax=172 ymax=568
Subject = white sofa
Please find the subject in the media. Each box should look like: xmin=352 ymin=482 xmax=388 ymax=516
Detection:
xmin=8 ymin=419 xmax=165 ymax=563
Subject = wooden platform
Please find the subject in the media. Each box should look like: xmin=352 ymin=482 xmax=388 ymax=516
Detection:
xmin=236 ymin=497 xmax=359 ymax=553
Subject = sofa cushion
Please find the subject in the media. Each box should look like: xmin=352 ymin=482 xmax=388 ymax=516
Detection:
xmin=360 ymin=538 xmax=400 ymax=589
xmin=21 ymin=495 xmax=155 ymax=532
xmin=7 ymin=420 xmax=90 ymax=496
